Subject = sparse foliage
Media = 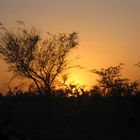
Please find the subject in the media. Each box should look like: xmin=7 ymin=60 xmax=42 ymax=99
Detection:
xmin=0 ymin=23 xmax=78 ymax=95
xmin=90 ymin=64 xmax=130 ymax=96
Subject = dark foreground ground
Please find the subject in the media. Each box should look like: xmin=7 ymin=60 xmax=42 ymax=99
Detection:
xmin=0 ymin=95 xmax=140 ymax=140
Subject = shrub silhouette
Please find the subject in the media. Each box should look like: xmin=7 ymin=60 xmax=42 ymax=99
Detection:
xmin=90 ymin=64 xmax=139 ymax=96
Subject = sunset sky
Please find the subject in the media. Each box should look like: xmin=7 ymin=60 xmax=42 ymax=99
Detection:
xmin=0 ymin=0 xmax=140 ymax=92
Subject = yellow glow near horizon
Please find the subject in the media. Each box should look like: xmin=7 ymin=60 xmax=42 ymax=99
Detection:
xmin=67 ymin=73 xmax=86 ymax=87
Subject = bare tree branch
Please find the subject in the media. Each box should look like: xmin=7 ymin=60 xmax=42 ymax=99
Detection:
xmin=0 ymin=24 xmax=78 ymax=95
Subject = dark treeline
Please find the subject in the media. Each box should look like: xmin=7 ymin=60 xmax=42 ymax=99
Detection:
xmin=0 ymin=88 xmax=140 ymax=140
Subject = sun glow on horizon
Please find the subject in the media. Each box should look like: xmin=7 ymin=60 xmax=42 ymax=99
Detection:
xmin=66 ymin=68 xmax=96 ymax=90
xmin=67 ymin=75 xmax=86 ymax=87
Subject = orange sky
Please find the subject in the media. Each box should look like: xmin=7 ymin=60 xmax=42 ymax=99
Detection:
xmin=1 ymin=0 xmax=140 ymax=92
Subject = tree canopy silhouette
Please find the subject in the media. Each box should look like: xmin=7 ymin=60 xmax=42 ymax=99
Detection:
xmin=90 ymin=64 xmax=131 ymax=95
xmin=0 ymin=23 xmax=78 ymax=95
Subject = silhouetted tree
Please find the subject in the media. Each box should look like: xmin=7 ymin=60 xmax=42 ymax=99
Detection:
xmin=122 ymin=81 xmax=139 ymax=96
xmin=0 ymin=22 xmax=78 ymax=95
xmin=90 ymin=64 xmax=128 ymax=96
xmin=61 ymin=74 xmax=86 ymax=97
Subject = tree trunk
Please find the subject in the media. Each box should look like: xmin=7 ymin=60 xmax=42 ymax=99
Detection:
xmin=45 ymin=86 xmax=53 ymax=121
